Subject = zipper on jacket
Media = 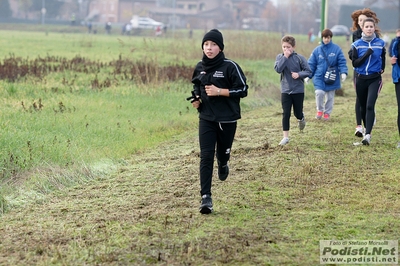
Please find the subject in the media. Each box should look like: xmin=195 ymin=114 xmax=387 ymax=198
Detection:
xmin=365 ymin=42 xmax=372 ymax=75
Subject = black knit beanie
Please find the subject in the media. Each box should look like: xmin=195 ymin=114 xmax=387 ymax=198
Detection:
xmin=202 ymin=29 xmax=224 ymax=51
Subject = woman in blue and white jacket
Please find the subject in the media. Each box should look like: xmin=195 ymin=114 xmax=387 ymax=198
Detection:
xmin=390 ymin=30 xmax=400 ymax=148
xmin=351 ymin=17 xmax=386 ymax=145
xmin=307 ymin=29 xmax=348 ymax=121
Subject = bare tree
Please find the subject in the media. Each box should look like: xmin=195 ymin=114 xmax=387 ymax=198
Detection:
xmin=366 ymin=0 xmax=400 ymax=29
xmin=274 ymin=0 xmax=323 ymax=34
xmin=19 ymin=0 xmax=33 ymax=19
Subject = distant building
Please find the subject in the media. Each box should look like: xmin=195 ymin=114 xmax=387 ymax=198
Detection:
xmin=7 ymin=0 xmax=270 ymax=30
xmin=88 ymin=0 xmax=268 ymax=29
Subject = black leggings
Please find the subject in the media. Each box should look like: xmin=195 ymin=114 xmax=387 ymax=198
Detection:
xmin=355 ymin=76 xmax=382 ymax=135
xmin=396 ymin=83 xmax=400 ymax=136
xmin=281 ymin=93 xmax=304 ymax=131
xmin=354 ymin=71 xmax=362 ymax=125
xmin=199 ymin=119 xmax=237 ymax=196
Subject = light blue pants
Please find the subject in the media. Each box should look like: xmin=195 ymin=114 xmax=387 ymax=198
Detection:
xmin=315 ymin=89 xmax=335 ymax=115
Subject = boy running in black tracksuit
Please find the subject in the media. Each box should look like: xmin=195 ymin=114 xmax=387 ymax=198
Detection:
xmin=190 ymin=29 xmax=248 ymax=214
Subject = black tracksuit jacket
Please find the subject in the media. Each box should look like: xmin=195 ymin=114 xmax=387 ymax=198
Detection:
xmin=191 ymin=58 xmax=248 ymax=122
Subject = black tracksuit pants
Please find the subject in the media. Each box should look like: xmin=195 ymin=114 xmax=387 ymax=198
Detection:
xmin=199 ymin=119 xmax=237 ymax=196
xmin=355 ymin=76 xmax=382 ymax=135
xmin=354 ymin=70 xmax=362 ymax=126
xmin=281 ymin=93 xmax=304 ymax=131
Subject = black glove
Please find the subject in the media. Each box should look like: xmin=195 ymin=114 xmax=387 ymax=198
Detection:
xmin=186 ymin=91 xmax=199 ymax=103
xmin=366 ymin=48 xmax=374 ymax=56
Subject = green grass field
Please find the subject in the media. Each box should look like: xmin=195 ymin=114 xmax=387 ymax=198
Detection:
xmin=0 ymin=26 xmax=399 ymax=265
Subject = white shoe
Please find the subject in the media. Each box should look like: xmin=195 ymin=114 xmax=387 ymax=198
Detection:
xmin=354 ymin=126 xmax=363 ymax=138
xmin=279 ymin=137 xmax=290 ymax=146
xmin=362 ymin=134 xmax=371 ymax=146
xmin=397 ymin=142 xmax=400 ymax=149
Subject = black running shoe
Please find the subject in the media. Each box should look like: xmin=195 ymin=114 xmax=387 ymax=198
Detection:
xmin=199 ymin=194 xmax=213 ymax=214
xmin=218 ymin=161 xmax=229 ymax=181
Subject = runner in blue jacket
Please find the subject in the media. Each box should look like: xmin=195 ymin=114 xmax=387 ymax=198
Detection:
xmin=390 ymin=32 xmax=400 ymax=148
xmin=350 ymin=18 xmax=386 ymax=145
xmin=307 ymin=29 xmax=348 ymax=120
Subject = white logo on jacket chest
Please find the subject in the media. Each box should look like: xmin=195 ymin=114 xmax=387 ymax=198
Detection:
xmin=319 ymin=53 xmax=336 ymax=60
xmin=213 ymin=71 xmax=224 ymax=78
